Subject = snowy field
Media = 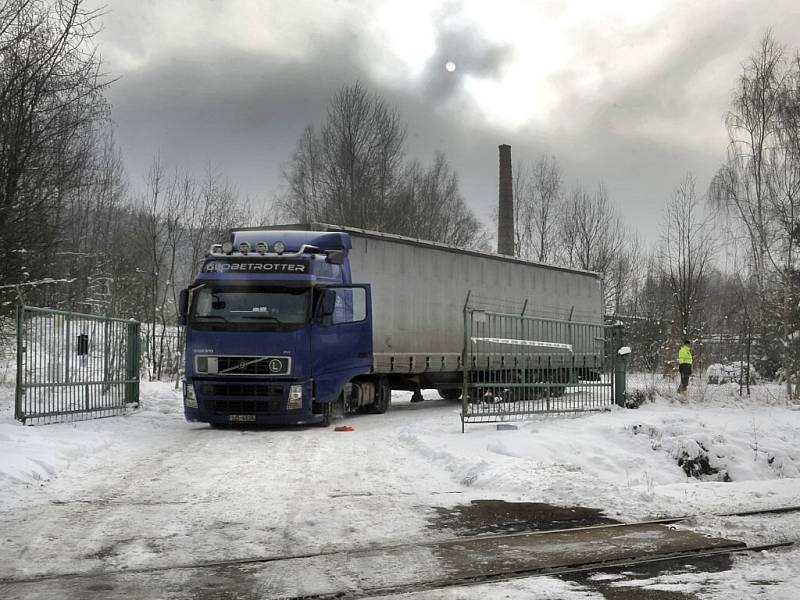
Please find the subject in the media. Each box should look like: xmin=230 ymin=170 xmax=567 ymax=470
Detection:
xmin=1 ymin=377 xmax=800 ymax=598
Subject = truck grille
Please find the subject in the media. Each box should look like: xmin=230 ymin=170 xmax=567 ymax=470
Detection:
xmin=195 ymin=355 xmax=291 ymax=376
xmin=208 ymin=398 xmax=284 ymax=414
xmin=199 ymin=383 xmax=283 ymax=397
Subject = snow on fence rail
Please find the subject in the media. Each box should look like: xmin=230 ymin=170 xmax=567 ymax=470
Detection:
xmin=14 ymin=306 xmax=140 ymax=425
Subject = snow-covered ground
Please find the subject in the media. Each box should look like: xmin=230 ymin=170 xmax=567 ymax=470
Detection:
xmin=1 ymin=376 xmax=800 ymax=598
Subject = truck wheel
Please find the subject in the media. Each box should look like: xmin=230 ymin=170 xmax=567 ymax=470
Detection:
xmin=314 ymin=397 xmax=341 ymax=427
xmin=318 ymin=403 xmax=332 ymax=427
xmin=366 ymin=377 xmax=391 ymax=414
xmin=438 ymin=388 xmax=462 ymax=401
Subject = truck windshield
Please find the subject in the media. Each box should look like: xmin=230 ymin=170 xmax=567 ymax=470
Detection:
xmin=189 ymin=286 xmax=310 ymax=327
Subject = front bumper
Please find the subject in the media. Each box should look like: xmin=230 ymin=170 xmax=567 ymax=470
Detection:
xmin=183 ymin=379 xmax=322 ymax=425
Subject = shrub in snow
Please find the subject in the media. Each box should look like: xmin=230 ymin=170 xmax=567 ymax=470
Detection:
xmin=626 ymin=388 xmax=655 ymax=408
xmin=765 ymin=452 xmax=800 ymax=478
xmin=706 ymin=362 xmax=759 ymax=385
xmin=674 ymin=439 xmax=731 ymax=481
xmin=631 ymin=424 xmax=732 ymax=481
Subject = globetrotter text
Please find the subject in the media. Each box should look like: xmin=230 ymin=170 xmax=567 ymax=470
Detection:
xmin=203 ymin=261 xmax=309 ymax=273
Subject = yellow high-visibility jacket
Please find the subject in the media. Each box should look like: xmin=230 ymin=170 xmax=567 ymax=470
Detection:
xmin=678 ymin=345 xmax=693 ymax=365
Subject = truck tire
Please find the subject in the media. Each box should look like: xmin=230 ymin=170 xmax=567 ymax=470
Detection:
xmin=314 ymin=396 xmax=341 ymax=427
xmin=314 ymin=402 xmax=332 ymax=427
xmin=438 ymin=388 xmax=462 ymax=401
xmin=366 ymin=377 xmax=391 ymax=414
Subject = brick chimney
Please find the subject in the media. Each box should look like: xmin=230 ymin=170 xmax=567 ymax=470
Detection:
xmin=498 ymin=144 xmax=514 ymax=255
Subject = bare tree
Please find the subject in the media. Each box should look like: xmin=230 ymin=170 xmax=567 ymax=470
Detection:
xmin=710 ymin=31 xmax=785 ymax=304
xmin=559 ymin=184 xmax=628 ymax=311
xmin=185 ymin=165 xmax=241 ymax=284
xmin=764 ymin=52 xmax=800 ymax=396
xmin=510 ymin=160 xmax=529 ymax=256
xmin=607 ymin=233 xmax=641 ymax=317
xmin=710 ymin=30 xmax=800 ymax=391
xmin=279 ymin=82 xmax=485 ymax=248
xmin=62 ymin=129 xmax=127 ymax=313
xmin=0 ymin=0 xmax=111 ymax=309
xmin=659 ymin=174 xmax=716 ymax=338
xmin=134 ymin=156 xmax=181 ymax=379
xmin=561 ymin=187 xmax=616 ymax=271
xmin=514 ymin=155 xmax=563 ymax=262
xmin=279 ymin=81 xmax=406 ymax=229
xmin=391 ymin=152 xmax=487 ymax=249
xmin=282 ymin=124 xmax=324 ymax=223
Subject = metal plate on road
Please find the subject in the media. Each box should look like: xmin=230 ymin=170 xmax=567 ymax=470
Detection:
xmin=0 ymin=522 xmax=746 ymax=599
xmin=228 ymin=415 xmax=256 ymax=422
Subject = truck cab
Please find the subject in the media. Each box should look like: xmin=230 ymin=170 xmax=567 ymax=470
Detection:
xmin=179 ymin=230 xmax=383 ymax=426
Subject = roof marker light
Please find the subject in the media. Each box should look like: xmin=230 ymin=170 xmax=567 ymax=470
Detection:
xmin=256 ymin=241 xmax=268 ymax=254
xmin=274 ymin=241 xmax=286 ymax=255
xmin=221 ymin=241 xmax=234 ymax=254
xmin=210 ymin=244 xmax=223 ymax=255
xmin=239 ymin=242 xmax=251 ymax=254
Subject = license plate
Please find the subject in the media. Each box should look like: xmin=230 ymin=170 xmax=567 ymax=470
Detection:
xmin=229 ymin=414 xmax=256 ymax=422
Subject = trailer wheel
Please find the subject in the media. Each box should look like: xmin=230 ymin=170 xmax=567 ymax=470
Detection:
xmin=438 ymin=388 xmax=462 ymax=401
xmin=366 ymin=377 xmax=391 ymax=414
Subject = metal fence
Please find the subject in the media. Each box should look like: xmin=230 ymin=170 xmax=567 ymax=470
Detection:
xmin=461 ymin=308 xmax=623 ymax=429
xmin=15 ymin=305 xmax=140 ymax=425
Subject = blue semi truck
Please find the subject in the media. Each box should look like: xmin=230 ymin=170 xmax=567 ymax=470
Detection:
xmin=178 ymin=224 xmax=604 ymax=426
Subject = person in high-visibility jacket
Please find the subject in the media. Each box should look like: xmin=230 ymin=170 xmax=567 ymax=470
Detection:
xmin=677 ymin=339 xmax=693 ymax=393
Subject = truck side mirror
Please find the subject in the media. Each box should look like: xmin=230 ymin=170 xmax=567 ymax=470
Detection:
xmin=178 ymin=288 xmax=188 ymax=326
xmin=325 ymin=250 xmax=345 ymax=265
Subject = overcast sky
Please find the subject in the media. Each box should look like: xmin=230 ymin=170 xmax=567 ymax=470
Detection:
xmin=95 ymin=0 xmax=800 ymax=245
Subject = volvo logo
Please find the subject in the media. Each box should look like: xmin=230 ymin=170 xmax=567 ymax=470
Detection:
xmin=268 ymin=359 xmax=283 ymax=373
xmin=238 ymin=360 xmax=247 ymax=370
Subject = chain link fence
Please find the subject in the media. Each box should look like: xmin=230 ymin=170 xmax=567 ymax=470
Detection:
xmin=618 ymin=316 xmax=759 ymax=402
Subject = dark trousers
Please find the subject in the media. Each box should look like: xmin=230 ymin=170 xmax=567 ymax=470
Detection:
xmin=678 ymin=363 xmax=692 ymax=391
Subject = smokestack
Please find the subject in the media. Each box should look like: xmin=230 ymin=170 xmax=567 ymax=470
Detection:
xmin=498 ymin=144 xmax=514 ymax=255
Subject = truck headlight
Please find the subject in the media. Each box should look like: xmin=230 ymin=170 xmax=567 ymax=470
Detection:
xmin=287 ymin=384 xmax=303 ymax=410
xmin=184 ymin=382 xmax=198 ymax=409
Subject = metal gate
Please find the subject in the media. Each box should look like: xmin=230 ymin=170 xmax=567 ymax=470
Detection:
xmin=15 ymin=306 xmax=140 ymax=424
xmin=461 ymin=308 xmax=623 ymax=429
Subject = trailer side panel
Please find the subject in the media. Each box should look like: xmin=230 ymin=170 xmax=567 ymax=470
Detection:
xmin=346 ymin=232 xmax=603 ymax=373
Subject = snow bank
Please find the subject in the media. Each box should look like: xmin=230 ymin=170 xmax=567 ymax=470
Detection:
xmin=0 ymin=381 xmax=183 ymax=508
xmin=0 ymin=379 xmax=799 ymax=597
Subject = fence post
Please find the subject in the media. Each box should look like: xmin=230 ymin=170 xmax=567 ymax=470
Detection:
xmin=126 ymin=320 xmax=141 ymax=406
xmin=103 ymin=318 xmax=110 ymax=389
xmin=15 ymin=304 xmax=24 ymax=423
xmin=611 ymin=324 xmax=627 ymax=407
xmin=65 ymin=313 xmax=71 ymax=384
xmin=461 ymin=307 xmax=470 ymax=433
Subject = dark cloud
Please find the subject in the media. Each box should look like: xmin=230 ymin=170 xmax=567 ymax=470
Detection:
xmin=418 ymin=5 xmax=513 ymax=103
xmin=107 ymin=29 xmax=366 ymax=203
xmin=102 ymin=1 xmax=800 ymax=245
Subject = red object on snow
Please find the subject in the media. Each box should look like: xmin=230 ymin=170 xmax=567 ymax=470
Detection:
xmin=334 ymin=425 xmax=355 ymax=432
